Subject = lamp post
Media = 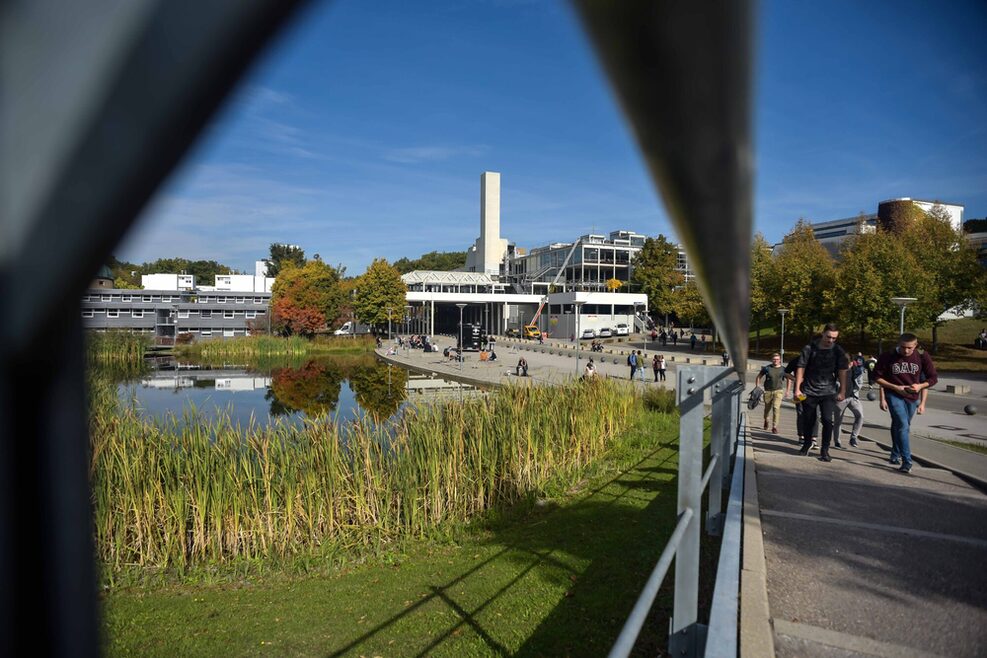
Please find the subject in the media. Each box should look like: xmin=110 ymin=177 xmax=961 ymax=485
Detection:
xmin=456 ymin=303 xmax=467 ymax=372
xmin=778 ymin=308 xmax=789 ymax=360
xmin=387 ymin=305 xmax=392 ymax=342
xmin=404 ymin=305 xmax=411 ymax=337
xmin=574 ymin=300 xmax=586 ymax=375
xmin=891 ymin=297 xmax=917 ymax=335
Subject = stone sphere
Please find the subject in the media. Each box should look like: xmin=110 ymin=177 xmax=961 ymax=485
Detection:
xmin=964 ymin=405 xmax=977 ymax=416
xmin=866 ymin=391 xmax=878 ymax=402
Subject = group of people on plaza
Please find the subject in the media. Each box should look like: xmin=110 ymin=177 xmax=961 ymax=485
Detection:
xmin=626 ymin=350 xmax=668 ymax=382
xmin=756 ymin=322 xmax=937 ymax=474
xmin=651 ymin=327 xmax=681 ymax=347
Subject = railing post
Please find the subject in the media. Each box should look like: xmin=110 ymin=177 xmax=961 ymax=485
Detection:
xmin=707 ymin=375 xmax=731 ymax=536
xmin=670 ymin=366 xmax=709 ymax=657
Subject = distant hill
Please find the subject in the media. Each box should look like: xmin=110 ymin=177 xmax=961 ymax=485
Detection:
xmin=393 ymin=250 xmax=467 ymax=274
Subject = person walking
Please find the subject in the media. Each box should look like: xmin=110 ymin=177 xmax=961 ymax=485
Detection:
xmin=652 ymin=354 xmax=660 ymax=382
xmin=690 ymin=333 xmax=697 ymax=351
xmin=636 ymin=350 xmax=647 ymax=381
xmin=865 ymin=354 xmax=878 ymax=388
xmin=658 ymin=354 xmax=667 ymax=382
xmin=784 ymin=354 xmax=812 ymax=447
xmin=756 ymin=353 xmax=786 ymax=434
xmin=874 ymin=333 xmax=938 ymax=473
xmin=834 ymin=353 xmax=865 ymax=448
xmin=628 ymin=350 xmax=638 ymax=380
xmin=793 ymin=323 xmax=849 ymax=462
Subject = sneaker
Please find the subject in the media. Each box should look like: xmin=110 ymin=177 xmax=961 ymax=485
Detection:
xmin=889 ymin=458 xmax=901 ymax=465
xmin=798 ymin=446 xmax=810 ymax=456
xmin=771 ymin=427 xmax=778 ymax=434
xmin=898 ymin=463 xmax=912 ymax=473
xmin=811 ymin=440 xmax=818 ymax=451
xmin=834 ymin=440 xmax=843 ymax=449
xmin=850 ymin=438 xmax=858 ymax=447
xmin=818 ymin=453 xmax=832 ymax=462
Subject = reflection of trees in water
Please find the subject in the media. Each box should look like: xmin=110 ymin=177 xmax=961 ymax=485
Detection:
xmin=267 ymin=360 xmax=344 ymax=417
xmin=265 ymin=355 xmax=404 ymax=419
xmin=348 ymin=361 xmax=408 ymax=421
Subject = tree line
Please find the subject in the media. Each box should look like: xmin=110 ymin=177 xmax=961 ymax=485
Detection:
xmin=632 ymin=205 xmax=986 ymax=352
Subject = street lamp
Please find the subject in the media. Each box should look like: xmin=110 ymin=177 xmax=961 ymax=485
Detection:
xmin=387 ymin=305 xmax=392 ymax=341
xmin=574 ymin=300 xmax=586 ymax=375
xmin=456 ymin=303 xmax=467 ymax=372
xmin=778 ymin=308 xmax=789 ymax=360
xmin=405 ymin=305 xmax=412 ymax=337
xmin=891 ymin=297 xmax=917 ymax=335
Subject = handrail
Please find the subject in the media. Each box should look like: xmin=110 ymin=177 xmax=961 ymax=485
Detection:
xmin=608 ymin=508 xmax=695 ymax=658
xmin=705 ymin=414 xmax=747 ymax=656
xmin=699 ymin=454 xmax=720 ymax=492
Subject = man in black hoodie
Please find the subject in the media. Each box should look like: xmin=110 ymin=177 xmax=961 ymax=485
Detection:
xmin=793 ymin=323 xmax=849 ymax=462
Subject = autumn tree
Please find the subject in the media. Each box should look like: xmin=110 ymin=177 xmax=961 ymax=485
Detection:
xmin=270 ymin=260 xmax=345 ymax=337
xmin=826 ymin=230 xmax=928 ymax=346
xmin=605 ymin=278 xmax=623 ymax=292
xmin=631 ymin=236 xmax=685 ymax=320
xmin=772 ymin=220 xmax=835 ymax=341
xmin=266 ymin=243 xmax=306 ymax=278
xmin=353 ymin=259 xmax=407 ymax=333
xmin=900 ymin=204 xmax=985 ymax=352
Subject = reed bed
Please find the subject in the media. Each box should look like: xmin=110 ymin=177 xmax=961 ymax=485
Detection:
xmin=178 ymin=335 xmax=375 ymax=360
xmin=89 ymin=377 xmax=642 ymax=575
xmin=86 ymin=331 xmax=148 ymax=364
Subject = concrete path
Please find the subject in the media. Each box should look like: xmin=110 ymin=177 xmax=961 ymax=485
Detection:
xmin=747 ymin=406 xmax=987 ymax=657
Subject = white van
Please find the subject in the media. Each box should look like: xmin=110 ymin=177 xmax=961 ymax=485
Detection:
xmin=333 ymin=321 xmax=370 ymax=336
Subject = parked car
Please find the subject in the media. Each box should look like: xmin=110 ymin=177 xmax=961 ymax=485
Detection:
xmin=598 ymin=327 xmax=613 ymax=338
xmin=581 ymin=328 xmax=597 ymax=340
xmin=615 ymin=323 xmax=629 ymax=336
xmin=506 ymin=328 xmax=520 ymax=338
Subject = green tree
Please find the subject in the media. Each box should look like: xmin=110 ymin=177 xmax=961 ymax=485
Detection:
xmin=353 ymin=259 xmax=408 ymax=332
xmin=772 ymin=220 xmax=835 ymax=341
xmin=631 ymin=236 xmax=684 ymax=320
xmin=901 ymin=204 xmax=985 ymax=352
xmin=671 ymin=281 xmax=710 ymax=329
xmin=270 ymin=260 xmax=345 ymax=337
xmin=749 ymin=233 xmax=777 ymax=353
xmin=392 ymin=250 xmax=468 ymax=274
xmin=266 ymin=243 xmax=306 ymax=278
xmin=826 ymin=229 xmax=928 ymax=347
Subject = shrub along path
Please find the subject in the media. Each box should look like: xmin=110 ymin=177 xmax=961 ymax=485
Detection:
xmin=102 ymin=411 xmax=683 ymax=657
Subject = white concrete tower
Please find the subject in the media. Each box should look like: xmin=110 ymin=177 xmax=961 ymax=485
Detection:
xmin=479 ymin=171 xmax=500 ymax=273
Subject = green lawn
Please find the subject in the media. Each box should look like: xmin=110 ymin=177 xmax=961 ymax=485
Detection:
xmin=102 ymin=410 xmax=685 ymax=657
xmin=935 ymin=439 xmax=987 ymax=456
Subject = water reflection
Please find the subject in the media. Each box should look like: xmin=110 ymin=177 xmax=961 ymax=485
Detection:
xmin=107 ymin=354 xmax=417 ymax=427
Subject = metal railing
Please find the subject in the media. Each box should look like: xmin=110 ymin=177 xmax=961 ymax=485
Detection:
xmin=609 ymin=365 xmax=746 ymax=658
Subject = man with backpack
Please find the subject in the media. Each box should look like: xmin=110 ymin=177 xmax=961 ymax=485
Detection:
xmin=793 ymin=323 xmax=849 ymax=462
xmin=628 ymin=351 xmax=638 ymax=380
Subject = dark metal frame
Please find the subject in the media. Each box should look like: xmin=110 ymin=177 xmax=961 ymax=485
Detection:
xmin=2 ymin=0 xmax=751 ymax=653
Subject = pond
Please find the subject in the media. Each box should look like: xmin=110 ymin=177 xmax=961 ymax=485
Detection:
xmin=108 ymin=354 xmax=479 ymax=429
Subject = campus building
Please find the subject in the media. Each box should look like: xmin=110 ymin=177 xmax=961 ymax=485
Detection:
xmin=82 ymin=265 xmax=275 ymax=343
xmin=773 ymin=198 xmax=966 ymax=258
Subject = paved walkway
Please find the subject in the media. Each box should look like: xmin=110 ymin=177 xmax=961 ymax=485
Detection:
xmin=745 ymin=405 xmax=987 ymax=657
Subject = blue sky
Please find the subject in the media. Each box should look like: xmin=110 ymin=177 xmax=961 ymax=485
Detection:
xmin=118 ymin=0 xmax=987 ymax=274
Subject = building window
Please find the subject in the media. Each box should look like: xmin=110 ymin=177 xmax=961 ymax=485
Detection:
xmin=235 ymin=296 xmax=246 ymax=304
xmin=223 ymin=310 xmax=234 ymax=319
xmin=178 ymin=310 xmax=189 ymax=319
xmin=223 ymin=328 xmax=235 ymax=337
xmin=82 ymin=310 xmax=94 ymax=318
xmin=106 ymin=310 xmax=118 ymax=318
xmin=201 ymin=310 xmax=212 ymax=318
xmin=254 ymin=297 xmax=264 ymax=304
xmin=246 ymin=311 xmax=256 ymax=319
xmin=101 ymin=294 xmax=111 ymax=302
xmin=161 ymin=295 xmax=172 ymax=302
xmin=132 ymin=310 xmax=143 ymax=318
xmin=217 ymin=297 xmax=226 ymax=303
xmin=121 ymin=295 xmax=132 ymax=302
xmin=201 ymin=330 xmax=211 ymax=336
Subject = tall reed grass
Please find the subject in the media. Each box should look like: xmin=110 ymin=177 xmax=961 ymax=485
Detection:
xmin=86 ymin=331 xmax=148 ymax=364
xmin=177 ymin=335 xmax=375 ymax=360
xmin=89 ymin=377 xmax=643 ymax=576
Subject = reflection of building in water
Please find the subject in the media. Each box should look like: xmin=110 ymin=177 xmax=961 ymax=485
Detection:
xmin=142 ymin=372 xmax=271 ymax=391
xmin=141 ymin=376 xmax=195 ymax=389
xmin=215 ymin=377 xmax=272 ymax=391
xmin=404 ymin=373 xmax=481 ymax=400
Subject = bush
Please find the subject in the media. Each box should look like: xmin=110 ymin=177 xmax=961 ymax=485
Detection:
xmin=642 ymin=387 xmax=677 ymax=414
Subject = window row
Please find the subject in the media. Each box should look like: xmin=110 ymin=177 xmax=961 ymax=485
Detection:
xmin=83 ymin=309 xmax=266 ymax=319
xmin=82 ymin=294 xmax=269 ymax=304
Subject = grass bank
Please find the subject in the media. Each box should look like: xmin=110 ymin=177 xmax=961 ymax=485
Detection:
xmin=86 ymin=330 xmax=148 ymax=364
xmin=176 ymin=334 xmax=375 ymax=359
xmin=90 ymin=376 xmax=640 ymax=582
xmin=102 ymin=400 xmax=684 ymax=656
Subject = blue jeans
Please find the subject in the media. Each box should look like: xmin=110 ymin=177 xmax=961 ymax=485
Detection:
xmin=887 ymin=393 xmax=918 ymax=466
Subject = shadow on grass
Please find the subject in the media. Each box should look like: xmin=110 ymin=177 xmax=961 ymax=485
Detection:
xmin=328 ymin=444 xmax=688 ymax=657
